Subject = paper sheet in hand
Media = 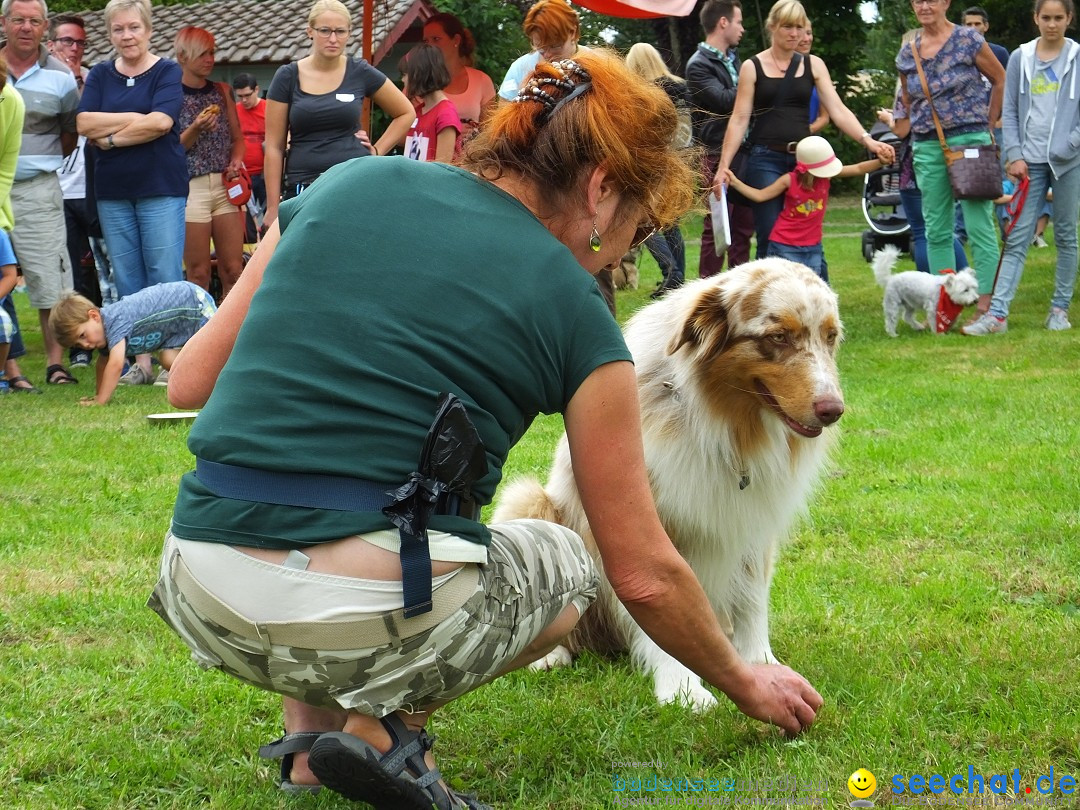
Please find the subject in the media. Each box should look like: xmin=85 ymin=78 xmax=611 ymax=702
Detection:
xmin=709 ymin=187 xmax=731 ymax=257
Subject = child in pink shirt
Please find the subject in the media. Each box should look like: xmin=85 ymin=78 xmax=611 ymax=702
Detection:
xmin=725 ymin=136 xmax=886 ymax=283
xmin=400 ymin=45 xmax=462 ymax=163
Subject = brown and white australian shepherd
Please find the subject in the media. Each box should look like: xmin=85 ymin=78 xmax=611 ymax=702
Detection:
xmin=493 ymin=259 xmax=844 ymax=711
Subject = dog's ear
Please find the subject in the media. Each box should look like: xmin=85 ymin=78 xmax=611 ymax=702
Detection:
xmin=668 ymin=286 xmax=729 ymax=356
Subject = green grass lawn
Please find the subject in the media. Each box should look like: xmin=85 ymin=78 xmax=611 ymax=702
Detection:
xmin=3 ymin=196 xmax=1079 ymax=809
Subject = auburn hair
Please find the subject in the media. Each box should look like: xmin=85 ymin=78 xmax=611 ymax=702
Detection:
xmin=424 ymin=13 xmax=477 ymax=63
xmin=523 ymin=0 xmax=580 ymax=46
xmin=461 ymin=49 xmax=697 ymax=231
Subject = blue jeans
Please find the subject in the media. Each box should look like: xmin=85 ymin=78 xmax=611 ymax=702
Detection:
xmin=990 ymin=162 xmax=1080 ymax=318
xmin=97 ymin=196 xmax=186 ymax=298
xmin=746 ymin=145 xmax=796 ymax=259
xmin=766 ymin=241 xmax=825 ymax=280
xmin=645 ymin=227 xmax=685 ymax=284
xmin=898 ymin=188 xmax=969 ymax=274
xmin=1 ymin=294 xmax=25 ymax=358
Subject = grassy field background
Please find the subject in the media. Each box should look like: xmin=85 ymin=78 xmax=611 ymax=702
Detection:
xmin=2 ymin=197 xmax=1079 ymax=809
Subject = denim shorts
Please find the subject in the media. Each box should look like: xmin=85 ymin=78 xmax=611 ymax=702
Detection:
xmin=148 ymin=520 xmax=598 ymax=716
xmin=766 ymin=241 xmax=826 ymax=280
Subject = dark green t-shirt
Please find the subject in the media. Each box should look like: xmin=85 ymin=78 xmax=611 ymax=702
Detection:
xmin=171 ymin=157 xmax=631 ymax=549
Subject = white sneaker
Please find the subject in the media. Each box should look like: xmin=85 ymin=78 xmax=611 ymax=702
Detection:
xmin=119 ymin=365 xmax=153 ymax=385
xmin=1046 ymin=307 xmax=1072 ymax=331
xmin=153 ymin=369 xmax=170 ymax=387
xmin=1033 ymin=234 xmax=1049 ymax=248
xmin=961 ymin=313 xmax=1008 ymax=336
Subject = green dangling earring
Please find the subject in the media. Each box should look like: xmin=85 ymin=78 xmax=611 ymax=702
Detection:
xmin=589 ymin=222 xmax=602 ymax=252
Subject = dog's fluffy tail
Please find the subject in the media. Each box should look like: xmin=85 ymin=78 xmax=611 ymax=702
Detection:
xmin=490 ymin=476 xmax=561 ymax=525
xmin=871 ymin=244 xmax=902 ymax=288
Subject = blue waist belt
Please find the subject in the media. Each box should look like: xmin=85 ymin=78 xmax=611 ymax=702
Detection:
xmin=193 ymin=458 xmax=481 ymax=618
xmin=194 ymin=458 xmax=480 ymax=521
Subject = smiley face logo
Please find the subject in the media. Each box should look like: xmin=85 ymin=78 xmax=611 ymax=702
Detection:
xmin=848 ymin=768 xmax=877 ymax=799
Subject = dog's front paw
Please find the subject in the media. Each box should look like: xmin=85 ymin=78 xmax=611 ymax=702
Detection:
xmin=654 ymin=676 xmax=719 ymax=712
xmin=528 ymin=645 xmax=573 ymax=671
xmin=741 ymin=647 xmax=780 ymax=665
xmin=912 ymin=320 xmax=927 ymax=331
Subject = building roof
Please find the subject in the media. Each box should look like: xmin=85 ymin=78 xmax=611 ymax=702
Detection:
xmin=79 ymin=0 xmax=435 ymax=68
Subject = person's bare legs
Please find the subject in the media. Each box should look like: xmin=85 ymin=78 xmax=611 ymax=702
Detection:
xmin=210 ymin=210 xmax=246 ymax=298
xmin=292 ymin=601 xmax=583 ymax=789
xmin=157 ymin=348 xmax=179 ymax=370
xmin=39 ymin=308 xmax=64 ymax=370
xmin=281 ymin=699 xmax=347 ymax=788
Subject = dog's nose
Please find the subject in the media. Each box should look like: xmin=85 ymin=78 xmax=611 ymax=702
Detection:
xmin=814 ymin=397 xmax=844 ymax=425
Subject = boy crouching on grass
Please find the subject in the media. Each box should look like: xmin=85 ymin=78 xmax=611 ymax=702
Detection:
xmin=49 ymin=281 xmax=216 ymax=406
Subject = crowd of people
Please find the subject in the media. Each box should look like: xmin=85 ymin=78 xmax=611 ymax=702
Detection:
xmin=0 ymin=0 xmax=1074 ymax=397
xmin=1 ymin=0 xmax=1076 ymax=804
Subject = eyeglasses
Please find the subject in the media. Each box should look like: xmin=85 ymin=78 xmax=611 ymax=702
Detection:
xmin=631 ymin=222 xmax=658 ymax=249
xmin=8 ymin=16 xmax=46 ymax=27
xmin=312 ymin=26 xmax=350 ymax=39
xmin=52 ymin=36 xmax=87 ymax=47
xmin=912 ymin=0 xmax=941 ymax=6
xmin=531 ymin=37 xmax=572 ymax=55
xmin=235 ymin=90 xmax=256 ymax=100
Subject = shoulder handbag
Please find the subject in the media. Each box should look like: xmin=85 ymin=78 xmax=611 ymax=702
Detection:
xmin=727 ymin=54 xmax=802 ymax=207
xmin=911 ymin=40 xmax=1002 ymax=201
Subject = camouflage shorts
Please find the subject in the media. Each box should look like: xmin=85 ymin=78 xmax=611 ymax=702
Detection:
xmin=148 ymin=520 xmax=597 ymax=716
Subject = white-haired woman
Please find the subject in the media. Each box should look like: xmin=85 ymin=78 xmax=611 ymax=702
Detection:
xmin=175 ymin=26 xmax=245 ymax=300
xmin=76 ymin=0 xmax=187 ymax=384
xmin=262 ymin=0 xmax=413 ymax=229
xmin=626 ymin=42 xmax=690 ymax=297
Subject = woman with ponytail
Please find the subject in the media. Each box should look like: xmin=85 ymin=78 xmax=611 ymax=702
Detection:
xmin=154 ymin=50 xmax=823 ymax=807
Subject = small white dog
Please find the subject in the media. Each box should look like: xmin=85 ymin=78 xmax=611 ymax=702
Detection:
xmin=872 ymin=245 xmax=979 ymax=336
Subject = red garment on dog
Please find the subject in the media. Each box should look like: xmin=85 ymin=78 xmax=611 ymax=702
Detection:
xmin=935 ymin=269 xmax=964 ymax=333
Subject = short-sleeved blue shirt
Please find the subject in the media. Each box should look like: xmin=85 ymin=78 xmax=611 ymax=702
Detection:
xmin=102 ymin=280 xmax=215 ymax=354
xmin=78 ymin=58 xmax=188 ymax=199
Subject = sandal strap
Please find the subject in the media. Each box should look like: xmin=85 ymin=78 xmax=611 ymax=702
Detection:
xmin=378 ymin=714 xmax=435 ymax=777
xmin=258 ymin=731 xmax=324 ymax=760
xmin=450 ymin=790 xmax=494 ymax=810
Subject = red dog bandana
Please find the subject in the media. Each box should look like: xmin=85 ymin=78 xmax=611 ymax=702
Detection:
xmin=936 ymin=269 xmax=964 ymax=333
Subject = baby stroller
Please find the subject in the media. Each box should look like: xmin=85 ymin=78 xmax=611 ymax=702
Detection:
xmin=861 ymin=122 xmax=911 ymax=262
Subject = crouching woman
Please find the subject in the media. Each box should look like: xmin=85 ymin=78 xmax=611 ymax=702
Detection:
xmin=150 ymin=49 xmax=823 ymax=808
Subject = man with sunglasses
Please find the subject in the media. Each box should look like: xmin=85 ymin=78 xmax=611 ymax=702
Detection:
xmin=0 ymin=0 xmax=80 ymax=387
xmin=49 ymin=13 xmax=115 ymax=372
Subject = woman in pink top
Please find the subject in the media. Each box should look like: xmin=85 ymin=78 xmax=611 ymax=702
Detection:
xmin=725 ymin=136 xmax=885 ymax=283
xmin=422 ymin=12 xmax=495 ymax=141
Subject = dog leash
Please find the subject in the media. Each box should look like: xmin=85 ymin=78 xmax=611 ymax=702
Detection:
xmin=990 ymin=175 xmax=1030 ymax=293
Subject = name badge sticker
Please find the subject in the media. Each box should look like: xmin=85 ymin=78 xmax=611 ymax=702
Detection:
xmin=963 ymin=148 xmax=981 ymax=159
xmin=336 ymin=93 xmax=355 ymax=102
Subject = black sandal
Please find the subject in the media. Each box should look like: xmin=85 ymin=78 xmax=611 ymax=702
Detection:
xmin=258 ymin=732 xmax=323 ymax=795
xmin=45 ymin=364 xmax=78 ymax=385
xmin=7 ymin=375 xmax=43 ymax=394
xmin=308 ymin=715 xmax=491 ymax=809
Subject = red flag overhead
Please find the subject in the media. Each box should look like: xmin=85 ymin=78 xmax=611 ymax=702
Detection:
xmin=574 ymin=0 xmax=696 ymax=18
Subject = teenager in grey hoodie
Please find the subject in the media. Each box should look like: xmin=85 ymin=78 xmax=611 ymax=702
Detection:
xmin=965 ymin=0 xmax=1080 ymax=335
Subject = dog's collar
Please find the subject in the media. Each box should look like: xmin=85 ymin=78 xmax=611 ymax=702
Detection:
xmin=662 ymin=380 xmax=749 ymax=490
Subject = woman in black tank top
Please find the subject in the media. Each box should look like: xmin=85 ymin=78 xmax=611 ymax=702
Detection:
xmin=715 ymin=0 xmax=895 ymax=259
